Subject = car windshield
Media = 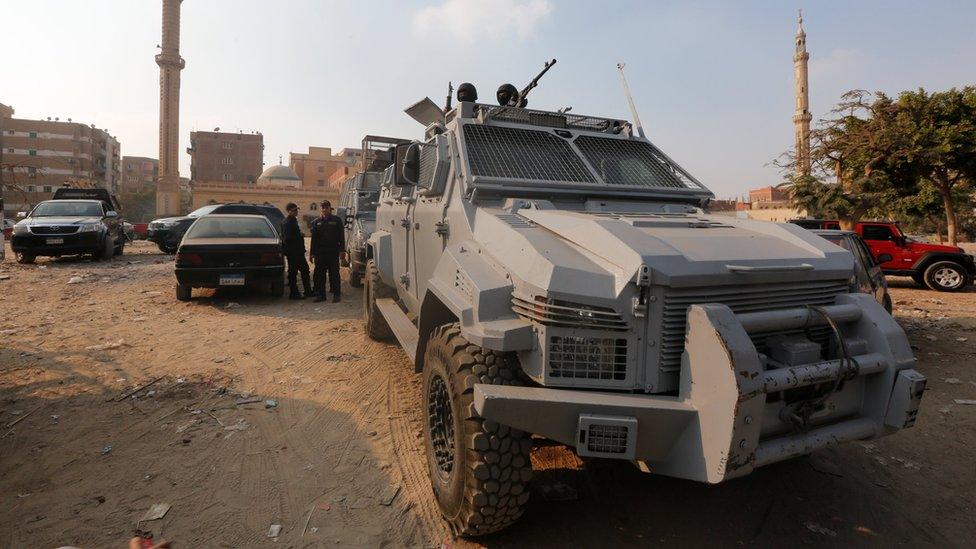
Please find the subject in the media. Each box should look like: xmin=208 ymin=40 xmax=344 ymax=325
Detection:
xmin=187 ymin=205 xmax=221 ymax=217
xmin=185 ymin=217 xmax=275 ymax=239
xmin=32 ymin=201 xmax=102 ymax=217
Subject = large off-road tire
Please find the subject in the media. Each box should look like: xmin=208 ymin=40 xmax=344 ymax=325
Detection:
xmin=923 ymin=260 xmax=969 ymax=292
xmin=158 ymin=242 xmax=177 ymax=254
xmin=363 ymin=259 xmax=395 ymax=340
xmin=114 ymin=240 xmax=124 ymax=256
xmin=176 ymin=283 xmax=192 ymax=301
xmin=422 ymin=323 xmax=533 ymax=537
xmin=16 ymin=252 xmax=35 ymax=264
xmin=349 ymin=269 xmax=363 ymax=288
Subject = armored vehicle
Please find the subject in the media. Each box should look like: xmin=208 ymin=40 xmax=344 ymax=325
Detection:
xmin=364 ymin=89 xmax=925 ymax=536
xmin=339 ymin=135 xmax=408 ymax=287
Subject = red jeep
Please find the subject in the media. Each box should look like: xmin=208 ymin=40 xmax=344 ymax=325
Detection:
xmin=791 ymin=219 xmax=975 ymax=292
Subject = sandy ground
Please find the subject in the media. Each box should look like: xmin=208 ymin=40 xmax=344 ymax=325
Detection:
xmin=1 ymin=240 xmax=974 ymax=548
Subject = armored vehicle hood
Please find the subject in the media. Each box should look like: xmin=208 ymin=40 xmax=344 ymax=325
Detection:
xmin=478 ymin=208 xmax=853 ymax=298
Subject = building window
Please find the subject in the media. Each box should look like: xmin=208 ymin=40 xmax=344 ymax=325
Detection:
xmin=310 ymin=203 xmax=317 ymax=211
xmin=29 ymin=150 xmax=37 ymax=156
xmin=221 ymin=157 xmax=233 ymax=165
xmin=222 ymin=142 xmax=233 ymax=149
xmin=67 ymin=158 xmax=75 ymax=164
xmin=222 ymin=173 xmax=233 ymax=181
xmin=29 ymin=131 xmax=37 ymax=138
xmin=43 ymin=186 xmax=53 ymax=193
xmin=317 ymin=179 xmax=325 ymax=186
xmin=317 ymin=166 xmax=324 ymax=173
xmin=27 ymin=167 xmax=37 ymax=176
xmin=27 ymin=185 xmax=36 ymax=192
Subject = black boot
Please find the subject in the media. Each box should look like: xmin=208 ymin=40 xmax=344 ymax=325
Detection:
xmin=332 ymin=294 xmax=341 ymax=303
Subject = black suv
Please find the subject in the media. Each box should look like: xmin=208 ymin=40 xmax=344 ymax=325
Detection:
xmin=10 ymin=188 xmax=125 ymax=264
xmin=147 ymin=203 xmax=285 ymax=253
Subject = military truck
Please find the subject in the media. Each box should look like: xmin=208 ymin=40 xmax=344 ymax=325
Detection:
xmin=363 ymin=91 xmax=925 ymax=536
xmin=339 ymin=135 xmax=408 ymax=287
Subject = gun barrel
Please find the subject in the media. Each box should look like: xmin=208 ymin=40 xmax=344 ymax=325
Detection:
xmin=518 ymin=58 xmax=557 ymax=105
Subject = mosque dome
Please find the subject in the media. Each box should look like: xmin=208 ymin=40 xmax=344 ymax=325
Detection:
xmin=256 ymin=164 xmax=301 ymax=188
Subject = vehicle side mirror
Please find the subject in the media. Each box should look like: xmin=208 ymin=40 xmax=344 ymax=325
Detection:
xmin=896 ymin=236 xmax=907 ymax=247
xmin=106 ymin=210 xmax=119 ymax=218
xmin=16 ymin=212 xmax=27 ymax=219
xmin=876 ymin=253 xmax=893 ymax=264
xmin=395 ymin=143 xmax=420 ymax=186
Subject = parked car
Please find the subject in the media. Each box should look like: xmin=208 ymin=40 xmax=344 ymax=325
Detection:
xmin=812 ymin=230 xmax=892 ymax=313
xmin=10 ymin=192 xmax=125 ymax=264
xmin=173 ymin=214 xmax=285 ymax=301
xmin=791 ymin=219 xmax=975 ymax=291
xmin=149 ymin=203 xmax=285 ymax=254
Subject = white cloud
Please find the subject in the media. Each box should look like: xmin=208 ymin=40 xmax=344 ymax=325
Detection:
xmin=412 ymin=0 xmax=552 ymax=43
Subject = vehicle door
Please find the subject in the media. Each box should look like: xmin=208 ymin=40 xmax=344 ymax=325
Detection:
xmin=851 ymin=235 xmax=887 ymax=305
xmin=409 ymin=136 xmax=452 ymax=304
xmin=101 ymin=201 xmax=122 ymax=243
xmin=859 ymin=223 xmax=903 ymax=269
xmin=384 ymin=164 xmax=418 ymax=311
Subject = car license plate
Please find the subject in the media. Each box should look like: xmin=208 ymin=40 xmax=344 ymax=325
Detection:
xmin=46 ymin=238 xmax=64 ymax=245
xmin=219 ymin=274 xmax=245 ymax=286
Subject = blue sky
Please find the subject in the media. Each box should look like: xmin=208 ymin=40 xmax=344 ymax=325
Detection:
xmin=2 ymin=0 xmax=973 ymax=198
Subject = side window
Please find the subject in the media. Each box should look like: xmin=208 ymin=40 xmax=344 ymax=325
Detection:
xmin=861 ymin=225 xmax=892 ymax=241
xmin=854 ymin=239 xmax=876 ymax=266
xmin=215 ymin=205 xmax=252 ymax=215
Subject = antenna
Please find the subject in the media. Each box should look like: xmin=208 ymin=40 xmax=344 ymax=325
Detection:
xmin=616 ymin=63 xmax=646 ymax=138
xmin=445 ymin=81 xmax=453 ymax=112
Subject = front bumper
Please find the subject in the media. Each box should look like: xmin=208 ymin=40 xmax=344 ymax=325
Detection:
xmin=475 ymin=293 xmax=924 ymax=483
xmin=147 ymin=226 xmax=179 ymax=245
xmin=175 ymin=265 xmax=283 ymax=288
xmin=11 ymin=232 xmax=103 ymax=256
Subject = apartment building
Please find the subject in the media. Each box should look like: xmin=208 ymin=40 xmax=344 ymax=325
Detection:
xmin=121 ymin=156 xmax=159 ymax=195
xmin=0 ymin=103 xmax=121 ymax=213
xmin=188 ymin=131 xmax=263 ymax=183
xmin=289 ymin=146 xmax=361 ymax=190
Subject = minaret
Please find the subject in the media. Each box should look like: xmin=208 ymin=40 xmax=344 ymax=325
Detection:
xmin=155 ymin=0 xmax=185 ymax=216
xmin=793 ymin=10 xmax=812 ymax=176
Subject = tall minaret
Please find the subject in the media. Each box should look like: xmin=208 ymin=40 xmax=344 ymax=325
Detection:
xmin=793 ymin=9 xmax=812 ymax=176
xmin=155 ymin=0 xmax=185 ymax=216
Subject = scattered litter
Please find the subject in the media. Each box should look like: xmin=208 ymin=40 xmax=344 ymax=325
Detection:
xmin=175 ymin=377 xmax=186 ymax=384
xmin=67 ymin=276 xmax=84 ymax=284
xmin=890 ymin=456 xmax=921 ymax=470
xmin=17 ymin=493 xmax=31 ymax=498
xmin=176 ymin=420 xmax=196 ymax=433
xmin=146 ymin=390 xmax=156 ymax=397
xmin=101 ymin=444 xmax=113 ymax=455
xmin=144 ymin=291 xmax=162 ymax=297
xmin=366 ymin=430 xmax=377 ymax=437
xmin=956 ymin=337 xmax=969 ymax=342
xmin=939 ymin=405 xmax=953 ymax=414
xmin=224 ymin=419 xmax=249 ymax=431
xmin=805 ymin=522 xmax=837 ymax=537
xmin=234 ymin=397 xmax=262 ymax=406
xmin=378 ymin=485 xmax=400 ymax=506
xmin=0 ymin=274 xmax=10 ymax=280
xmin=943 ymin=378 xmax=962 ymax=385
xmin=267 ymin=524 xmax=282 ymax=538
xmin=213 ymin=357 xmax=225 ymax=364
xmin=116 ymin=377 xmax=163 ymax=401
xmin=317 ymin=503 xmax=332 ymax=511
xmin=954 ymin=399 xmax=976 ymax=405
xmin=224 ymin=302 xmax=241 ymax=309
xmin=133 ymin=317 xmax=147 ymax=322
xmin=51 ymin=415 xmax=60 ymax=422
xmin=924 ymin=335 xmax=937 ymax=341
xmin=309 ymin=527 xmax=319 ymax=534
xmin=140 ymin=503 xmax=171 ymax=522
xmin=85 ymin=339 xmax=127 ymax=351
xmin=264 ymin=399 xmax=278 ymax=409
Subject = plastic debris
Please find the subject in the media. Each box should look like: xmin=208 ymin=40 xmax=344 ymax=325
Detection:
xmin=956 ymin=337 xmax=968 ymax=342
xmin=224 ymin=302 xmax=241 ymax=309
xmin=68 ymin=276 xmax=84 ymax=284
xmin=101 ymin=444 xmax=113 ymax=455
xmin=943 ymin=378 xmax=962 ymax=384
xmin=85 ymin=339 xmax=127 ymax=351
xmin=954 ymin=399 xmax=976 ymax=405
xmin=267 ymin=524 xmax=282 ymax=538
xmin=264 ymin=399 xmax=278 ymax=409
xmin=140 ymin=503 xmax=171 ymax=522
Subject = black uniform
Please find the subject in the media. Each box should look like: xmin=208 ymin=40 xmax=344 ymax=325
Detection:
xmin=281 ymin=216 xmax=311 ymax=297
xmin=310 ymin=214 xmax=345 ymax=298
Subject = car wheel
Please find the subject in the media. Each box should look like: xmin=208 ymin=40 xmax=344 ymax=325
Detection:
xmin=158 ymin=243 xmax=177 ymax=254
xmin=924 ymin=261 xmax=969 ymax=292
xmin=364 ymin=259 xmax=395 ymax=340
xmin=16 ymin=252 xmax=35 ymax=264
xmin=96 ymin=236 xmax=114 ymax=261
xmin=114 ymin=241 xmax=125 ymax=256
xmin=176 ymin=284 xmax=192 ymax=301
xmin=349 ymin=269 xmax=363 ymax=288
xmin=911 ymin=273 xmax=926 ymax=287
xmin=422 ymin=323 xmax=532 ymax=536
xmin=270 ymin=278 xmax=285 ymax=298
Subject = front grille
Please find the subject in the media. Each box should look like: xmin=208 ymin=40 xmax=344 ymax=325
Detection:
xmin=30 ymin=225 xmax=80 ymax=235
xmin=549 ymin=335 xmax=627 ymax=380
xmin=513 ymin=295 xmax=627 ymax=331
xmin=586 ymin=424 xmax=629 ymax=454
xmin=462 ymin=124 xmax=596 ymax=184
xmin=659 ymin=281 xmax=849 ymax=373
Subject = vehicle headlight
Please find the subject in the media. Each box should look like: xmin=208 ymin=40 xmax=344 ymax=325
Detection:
xmin=78 ymin=223 xmax=102 ymax=233
xmin=12 ymin=223 xmax=29 ymax=235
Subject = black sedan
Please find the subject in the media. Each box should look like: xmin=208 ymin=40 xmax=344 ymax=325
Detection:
xmin=149 ymin=203 xmax=285 ymax=254
xmin=174 ymin=214 xmax=285 ymax=301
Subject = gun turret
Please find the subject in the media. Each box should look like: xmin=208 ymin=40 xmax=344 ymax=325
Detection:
xmin=516 ymin=58 xmax=556 ymax=107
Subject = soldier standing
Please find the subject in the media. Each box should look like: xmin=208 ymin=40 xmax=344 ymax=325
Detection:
xmin=281 ymin=203 xmax=311 ymax=299
xmin=309 ymin=200 xmax=346 ymax=303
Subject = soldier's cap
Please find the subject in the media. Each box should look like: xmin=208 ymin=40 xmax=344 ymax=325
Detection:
xmin=285 ymin=202 xmax=298 ymax=211
xmin=320 ymin=200 xmax=332 ymax=209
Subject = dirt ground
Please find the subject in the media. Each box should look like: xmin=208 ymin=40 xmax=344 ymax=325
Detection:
xmin=1 ymin=240 xmax=974 ymax=548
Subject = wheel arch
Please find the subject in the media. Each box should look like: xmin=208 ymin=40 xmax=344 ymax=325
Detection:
xmin=914 ymin=252 xmax=972 ymax=275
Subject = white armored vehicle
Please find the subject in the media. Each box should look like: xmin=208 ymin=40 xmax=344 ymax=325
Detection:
xmin=364 ymin=82 xmax=925 ymax=536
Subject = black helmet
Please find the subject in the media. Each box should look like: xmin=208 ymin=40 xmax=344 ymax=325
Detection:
xmin=456 ymin=82 xmax=478 ymax=102
xmin=496 ymin=83 xmax=518 ymax=106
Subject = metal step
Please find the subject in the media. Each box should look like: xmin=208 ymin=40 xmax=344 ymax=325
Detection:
xmin=375 ymin=298 xmax=418 ymax=360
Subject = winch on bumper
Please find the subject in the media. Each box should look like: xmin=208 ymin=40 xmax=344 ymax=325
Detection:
xmin=474 ymin=293 xmax=924 ymax=483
